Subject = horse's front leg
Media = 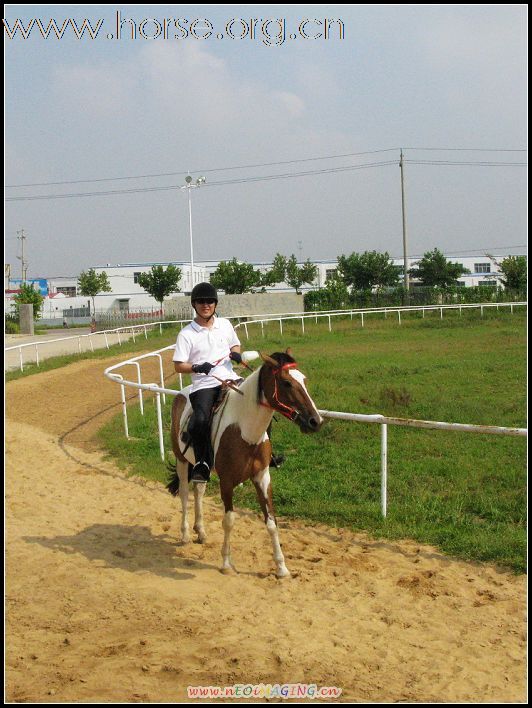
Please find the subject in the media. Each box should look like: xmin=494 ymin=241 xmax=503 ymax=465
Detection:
xmin=193 ymin=481 xmax=207 ymax=543
xmin=253 ymin=467 xmax=290 ymax=578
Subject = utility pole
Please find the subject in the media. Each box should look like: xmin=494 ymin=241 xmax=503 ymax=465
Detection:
xmin=399 ymin=150 xmax=410 ymax=300
xmin=16 ymin=229 xmax=28 ymax=283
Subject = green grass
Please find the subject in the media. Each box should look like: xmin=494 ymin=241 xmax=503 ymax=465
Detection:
xmin=97 ymin=309 xmax=527 ymax=573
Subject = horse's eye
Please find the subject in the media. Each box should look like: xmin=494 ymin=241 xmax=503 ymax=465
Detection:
xmin=282 ymin=380 xmax=292 ymax=388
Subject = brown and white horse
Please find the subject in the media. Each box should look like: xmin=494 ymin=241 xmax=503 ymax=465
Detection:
xmin=167 ymin=349 xmax=323 ymax=578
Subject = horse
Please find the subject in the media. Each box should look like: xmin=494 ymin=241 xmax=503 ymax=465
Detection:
xmin=166 ymin=349 xmax=323 ymax=578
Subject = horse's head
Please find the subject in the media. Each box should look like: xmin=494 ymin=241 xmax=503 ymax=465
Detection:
xmin=259 ymin=349 xmax=324 ymax=434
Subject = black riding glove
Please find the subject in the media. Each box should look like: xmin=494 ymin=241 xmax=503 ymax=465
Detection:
xmin=229 ymin=351 xmax=242 ymax=364
xmin=192 ymin=362 xmax=214 ymax=375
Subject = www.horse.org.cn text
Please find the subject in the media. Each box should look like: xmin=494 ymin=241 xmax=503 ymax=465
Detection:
xmin=3 ymin=13 xmax=346 ymax=46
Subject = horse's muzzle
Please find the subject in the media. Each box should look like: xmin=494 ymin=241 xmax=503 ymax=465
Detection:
xmin=299 ymin=415 xmax=323 ymax=433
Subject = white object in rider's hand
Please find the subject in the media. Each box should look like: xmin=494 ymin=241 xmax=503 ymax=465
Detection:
xmin=242 ymin=350 xmax=259 ymax=363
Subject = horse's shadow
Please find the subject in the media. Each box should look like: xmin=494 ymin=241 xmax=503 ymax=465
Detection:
xmin=24 ymin=524 xmax=218 ymax=580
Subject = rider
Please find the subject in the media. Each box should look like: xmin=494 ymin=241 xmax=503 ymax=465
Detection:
xmin=173 ymin=282 xmax=241 ymax=483
xmin=173 ymin=282 xmax=283 ymax=484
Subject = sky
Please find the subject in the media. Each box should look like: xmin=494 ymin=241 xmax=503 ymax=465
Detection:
xmin=4 ymin=4 xmax=528 ymax=280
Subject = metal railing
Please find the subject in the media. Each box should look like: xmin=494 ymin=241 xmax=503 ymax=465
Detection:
xmin=232 ymin=301 xmax=527 ymax=339
xmin=102 ymin=301 xmax=527 ymax=518
xmin=6 ymin=302 xmax=526 ymax=372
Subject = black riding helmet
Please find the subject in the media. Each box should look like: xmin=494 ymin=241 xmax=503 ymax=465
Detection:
xmin=191 ymin=282 xmax=218 ymax=303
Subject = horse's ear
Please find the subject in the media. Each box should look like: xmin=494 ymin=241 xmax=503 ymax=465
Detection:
xmin=285 ymin=347 xmax=293 ymax=358
xmin=260 ymin=352 xmax=278 ymax=367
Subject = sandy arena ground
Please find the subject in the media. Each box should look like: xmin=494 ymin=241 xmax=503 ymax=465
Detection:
xmin=5 ymin=354 xmax=527 ymax=703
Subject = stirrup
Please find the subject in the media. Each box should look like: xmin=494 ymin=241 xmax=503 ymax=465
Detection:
xmin=191 ymin=461 xmax=210 ymax=483
xmin=270 ymin=454 xmax=285 ymax=468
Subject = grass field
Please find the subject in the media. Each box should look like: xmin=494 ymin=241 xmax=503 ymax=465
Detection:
xmin=96 ymin=309 xmax=526 ymax=572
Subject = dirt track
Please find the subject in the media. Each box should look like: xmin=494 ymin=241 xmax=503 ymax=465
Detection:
xmin=5 ymin=355 xmax=527 ymax=703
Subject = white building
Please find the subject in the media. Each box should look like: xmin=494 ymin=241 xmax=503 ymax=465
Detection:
xmin=5 ymin=253 xmax=523 ymax=322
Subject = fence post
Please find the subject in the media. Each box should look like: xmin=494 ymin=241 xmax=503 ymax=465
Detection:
xmin=157 ymin=354 xmax=165 ymax=405
xmin=156 ymin=392 xmax=165 ymax=461
xmin=78 ymin=337 xmax=82 ymax=354
xmin=120 ymin=380 xmax=129 ymax=439
xmin=261 ymin=321 xmax=264 ymax=338
xmin=381 ymin=423 xmax=387 ymax=518
xmin=440 ymin=307 xmax=443 ymax=319
xmin=104 ymin=332 xmax=109 ymax=349
xmin=35 ymin=344 xmax=39 ymax=367
xmin=244 ymin=323 xmax=249 ymax=339
xmin=144 ymin=325 xmax=148 ymax=340
xmin=301 ymin=317 xmax=305 ymax=334
xmin=398 ymin=311 xmax=401 ymax=325
xmin=118 ymin=331 xmax=122 ymax=345
xmin=134 ymin=363 xmax=144 ymax=415
xmin=328 ymin=315 xmax=331 ymax=332
xmin=19 ymin=347 xmax=24 ymax=372
xmin=279 ymin=319 xmax=283 ymax=335
xmin=361 ymin=312 xmax=364 ymax=327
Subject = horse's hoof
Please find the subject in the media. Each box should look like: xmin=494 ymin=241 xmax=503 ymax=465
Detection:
xmin=276 ymin=567 xmax=291 ymax=579
xmin=195 ymin=533 xmax=207 ymax=544
xmin=179 ymin=535 xmax=191 ymax=545
xmin=220 ymin=565 xmax=236 ymax=575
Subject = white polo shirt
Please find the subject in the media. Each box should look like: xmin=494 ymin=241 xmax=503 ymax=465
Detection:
xmin=173 ymin=316 xmax=241 ymax=392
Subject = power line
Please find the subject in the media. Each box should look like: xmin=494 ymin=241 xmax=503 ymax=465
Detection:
xmin=406 ymin=159 xmax=526 ymax=166
xmin=5 ymin=146 xmax=527 ymax=189
xmin=5 ymin=148 xmax=400 ymax=189
xmin=5 ymin=160 xmax=398 ymax=202
xmin=5 ymin=157 xmax=527 ymax=203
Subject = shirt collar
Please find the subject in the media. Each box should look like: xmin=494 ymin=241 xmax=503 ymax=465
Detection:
xmin=191 ymin=315 xmax=219 ymax=332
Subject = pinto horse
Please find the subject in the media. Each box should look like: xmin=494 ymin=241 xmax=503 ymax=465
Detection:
xmin=166 ymin=349 xmax=323 ymax=578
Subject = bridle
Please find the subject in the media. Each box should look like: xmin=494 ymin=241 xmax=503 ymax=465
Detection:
xmin=259 ymin=362 xmax=301 ymax=422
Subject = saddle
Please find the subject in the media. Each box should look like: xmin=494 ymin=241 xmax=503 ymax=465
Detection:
xmin=179 ymin=379 xmax=244 ymax=453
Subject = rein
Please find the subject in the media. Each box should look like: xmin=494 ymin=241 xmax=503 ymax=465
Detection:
xmin=259 ymin=362 xmax=300 ymax=422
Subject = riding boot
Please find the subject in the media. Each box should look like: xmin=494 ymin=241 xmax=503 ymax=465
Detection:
xmin=266 ymin=421 xmax=285 ymax=468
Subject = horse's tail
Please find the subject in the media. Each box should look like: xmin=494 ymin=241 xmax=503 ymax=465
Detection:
xmin=166 ymin=460 xmax=180 ymax=496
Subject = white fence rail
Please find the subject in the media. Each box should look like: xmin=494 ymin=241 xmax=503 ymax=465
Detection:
xmin=102 ymin=302 xmax=527 ymax=518
xmin=6 ymin=302 xmax=526 ymax=372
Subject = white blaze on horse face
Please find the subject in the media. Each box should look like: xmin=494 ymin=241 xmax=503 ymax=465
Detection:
xmin=288 ymin=369 xmax=324 ymax=425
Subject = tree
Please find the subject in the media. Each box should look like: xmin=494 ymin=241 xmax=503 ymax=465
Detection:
xmin=337 ymin=251 xmax=400 ymax=291
xmin=265 ymin=253 xmax=289 ymax=285
xmin=285 ymin=255 xmax=318 ymax=294
xmin=496 ymin=256 xmax=526 ymax=291
xmin=136 ymin=265 xmax=182 ymax=316
xmin=408 ymin=249 xmax=470 ymax=288
xmin=13 ymin=282 xmax=44 ymax=320
xmin=77 ymin=269 xmax=112 ymax=316
xmin=210 ymin=258 xmax=264 ymax=294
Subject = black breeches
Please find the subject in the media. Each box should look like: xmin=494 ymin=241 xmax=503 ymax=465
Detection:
xmin=189 ymin=386 xmax=222 ymax=467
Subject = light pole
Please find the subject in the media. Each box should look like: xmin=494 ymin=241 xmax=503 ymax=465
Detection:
xmin=180 ymin=175 xmax=206 ymax=292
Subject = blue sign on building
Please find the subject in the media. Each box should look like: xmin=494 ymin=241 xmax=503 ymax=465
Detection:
xmin=11 ymin=278 xmax=48 ymax=296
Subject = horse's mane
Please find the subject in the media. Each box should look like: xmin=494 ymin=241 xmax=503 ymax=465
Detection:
xmin=268 ymin=351 xmax=296 ymax=366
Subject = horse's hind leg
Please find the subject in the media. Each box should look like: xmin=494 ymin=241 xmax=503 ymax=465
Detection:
xmin=253 ymin=467 xmax=290 ymax=578
xmin=177 ymin=459 xmax=191 ymax=543
xmin=193 ymin=481 xmax=207 ymax=543
xmin=219 ymin=479 xmax=236 ymax=573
